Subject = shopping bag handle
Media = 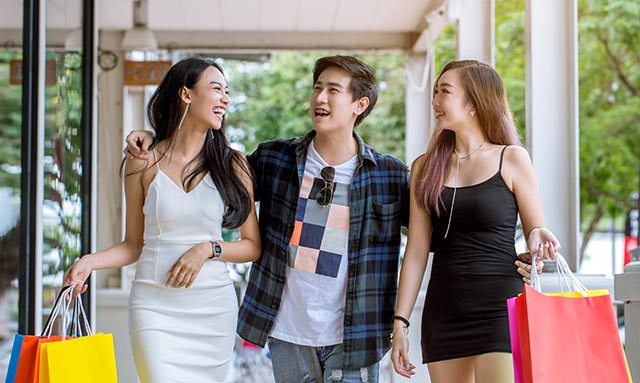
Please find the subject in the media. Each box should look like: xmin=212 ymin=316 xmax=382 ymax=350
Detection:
xmin=71 ymin=295 xmax=94 ymax=337
xmin=530 ymin=253 xmax=588 ymax=296
xmin=41 ymin=285 xmax=76 ymax=339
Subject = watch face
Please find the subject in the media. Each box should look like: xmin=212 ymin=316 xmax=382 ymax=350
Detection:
xmin=214 ymin=242 xmax=222 ymax=257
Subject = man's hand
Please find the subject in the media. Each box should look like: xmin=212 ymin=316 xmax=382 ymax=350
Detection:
xmin=123 ymin=130 xmax=154 ymax=160
xmin=516 ymin=252 xmax=543 ymax=285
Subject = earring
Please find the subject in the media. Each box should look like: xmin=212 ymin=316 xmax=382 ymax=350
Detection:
xmin=209 ymin=129 xmax=215 ymax=141
xmin=177 ymin=103 xmax=190 ymax=130
xmin=469 ymin=109 xmax=476 ymax=117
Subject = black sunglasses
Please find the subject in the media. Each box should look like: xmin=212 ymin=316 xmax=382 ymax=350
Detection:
xmin=315 ymin=166 xmax=336 ymax=207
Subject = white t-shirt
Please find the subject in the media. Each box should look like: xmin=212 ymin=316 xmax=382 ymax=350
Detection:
xmin=270 ymin=141 xmax=357 ymax=346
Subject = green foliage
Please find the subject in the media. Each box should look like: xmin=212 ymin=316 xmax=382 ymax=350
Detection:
xmin=577 ymin=0 xmax=640 ymax=229
xmin=580 ymin=99 xmax=640 ymax=215
xmin=223 ymin=52 xmax=407 ymax=159
xmin=0 ymin=51 xmax=23 ymax=189
xmin=495 ymin=0 xmax=526 ymax=139
xmin=434 ymin=24 xmax=458 ymax=77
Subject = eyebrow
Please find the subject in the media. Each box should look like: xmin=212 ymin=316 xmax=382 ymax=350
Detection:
xmin=436 ymin=82 xmax=454 ymax=89
xmin=209 ymin=81 xmax=228 ymax=89
xmin=315 ymin=80 xmax=346 ymax=89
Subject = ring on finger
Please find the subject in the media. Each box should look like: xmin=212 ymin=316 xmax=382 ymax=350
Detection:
xmin=179 ymin=272 xmax=186 ymax=277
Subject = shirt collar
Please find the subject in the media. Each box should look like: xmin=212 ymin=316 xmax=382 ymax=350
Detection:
xmin=292 ymin=130 xmax=377 ymax=167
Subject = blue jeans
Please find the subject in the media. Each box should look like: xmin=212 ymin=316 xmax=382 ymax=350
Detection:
xmin=268 ymin=338 xmax=380 ymax=383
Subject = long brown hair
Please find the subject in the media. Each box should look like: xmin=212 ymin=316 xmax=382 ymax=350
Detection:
xmin=416 ymin=60 xmax=521 ymax=215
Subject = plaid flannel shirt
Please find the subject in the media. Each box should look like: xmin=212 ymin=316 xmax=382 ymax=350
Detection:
xmin=237 ymin=130 xmax=410 ymax=369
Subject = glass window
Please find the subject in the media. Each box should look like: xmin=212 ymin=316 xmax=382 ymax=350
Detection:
xmin=41 ymin=1 xmax=85 ymax=328
xmin=40 ymin=50 xmax=84 ymax=322
xmin=0 ymin=2 xmax=23 ymax=377
xmin=0 ymin=50 xmax=22 ymax=382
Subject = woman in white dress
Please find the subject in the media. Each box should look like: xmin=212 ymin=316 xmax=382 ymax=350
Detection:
xmin=64 ymin=57 xmax=261 ymax=382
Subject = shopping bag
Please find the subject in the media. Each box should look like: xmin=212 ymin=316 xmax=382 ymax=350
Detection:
xmin=4 ymin=334 xmax=24 ymax=383
xmin=506 ymin=297 xmax=523 ymax=383
xmin=510 ymin=288 xmax=612 ymax=383
xmin=12 ymin=286 xmax=76 ymax=383
xmin=39 ymin=332 xmax=118 ymax=383
xmin=515 ymin=254 xmax=632 ymax=383
xmin=38 ymin=293 xmax=118 ymax=383
xmin=13 ymin=336 xmax=64 ymax=383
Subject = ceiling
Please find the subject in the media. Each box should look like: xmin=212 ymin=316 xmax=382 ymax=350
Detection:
xmin=0 ymin=0 xmax=450 ymax=51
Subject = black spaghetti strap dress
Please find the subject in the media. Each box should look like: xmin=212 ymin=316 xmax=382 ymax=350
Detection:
xmin=421 ymin=146 xmax=523 ymax=363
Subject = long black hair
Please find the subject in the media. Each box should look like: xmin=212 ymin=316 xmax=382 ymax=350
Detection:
xmin=145 ymin=57 xmax=253 ymax=229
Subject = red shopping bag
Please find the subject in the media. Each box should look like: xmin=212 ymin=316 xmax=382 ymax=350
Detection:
xmin=516 ymin=284 xmax=631 ymax=383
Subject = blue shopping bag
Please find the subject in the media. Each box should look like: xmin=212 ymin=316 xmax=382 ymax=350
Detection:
xmin=4 ymin=334 xmax=25 ymax=383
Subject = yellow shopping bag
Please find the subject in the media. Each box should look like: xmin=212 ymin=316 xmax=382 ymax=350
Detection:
xmin=39 ymin=332 xmax=117 ymax=383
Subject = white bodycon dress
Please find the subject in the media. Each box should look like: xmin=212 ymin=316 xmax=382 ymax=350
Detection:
xmin=129 ymin=163 xmax=237 ymax=383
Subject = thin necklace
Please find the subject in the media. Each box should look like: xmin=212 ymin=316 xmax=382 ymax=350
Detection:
xmin=454 ymin=139 xmax=486 ymax=159
xmin=443 ymin=139 xmax=486 ymax=239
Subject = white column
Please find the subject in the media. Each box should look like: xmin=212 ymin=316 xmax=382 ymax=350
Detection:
xmin=95 ymin=31 xmax=126 ymax=288
xmin=94 ymin=31 xmax=139 ymax=383
xmin=456 ymin=0 xmax=494 ymax=64
xmin=525 ymin=0 xmax=580 ymax=270
xmin=404 ymin=52 xmax=434 ymax=166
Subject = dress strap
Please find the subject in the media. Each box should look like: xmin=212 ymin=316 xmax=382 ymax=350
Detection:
xmin=499 ymin=146 xmax=508 ymax=172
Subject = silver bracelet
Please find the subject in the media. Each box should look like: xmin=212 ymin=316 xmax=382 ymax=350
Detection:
xmin=389 ymin=326 xmax=409 ymax=341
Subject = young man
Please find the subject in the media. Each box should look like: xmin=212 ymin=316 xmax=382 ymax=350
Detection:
xmin=237 ymin=56 xmax=409 ymax=382
xmin=125 ymin=55 xmax=540 ymax=382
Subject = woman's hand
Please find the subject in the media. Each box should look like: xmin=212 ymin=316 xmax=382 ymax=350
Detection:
xmin=63 ymin=257 xmax=92 ymax=296
xmin=391 ymin=328 xmax=416 ymax=378
xmin=166 ymin=242 xmax=211 ymax=288
xmin=527 ymin=227 xmax=561 ymax=261
xmin=123 ymin=130 xmax=154 ymax=160
xmin=516 ymin=252 xmax=544 ymax=285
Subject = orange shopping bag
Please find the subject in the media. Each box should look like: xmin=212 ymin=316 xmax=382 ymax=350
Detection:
xmin=13 ymin=336 xmax=64 ymax=383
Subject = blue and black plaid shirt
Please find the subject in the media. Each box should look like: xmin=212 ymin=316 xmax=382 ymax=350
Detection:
xmin=237 ymin=130 xmax=410 ymax=369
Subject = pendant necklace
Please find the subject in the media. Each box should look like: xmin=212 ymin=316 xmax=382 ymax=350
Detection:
xmin=443 ymin=139 xmax=486 ymax=239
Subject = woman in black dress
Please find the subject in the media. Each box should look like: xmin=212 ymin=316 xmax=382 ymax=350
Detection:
xmin=391 ymin=60 xmax=560 ymax=383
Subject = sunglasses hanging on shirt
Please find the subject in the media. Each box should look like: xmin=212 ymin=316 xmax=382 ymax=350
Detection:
xmin=315 ymin=166 xmax=336 ymax=207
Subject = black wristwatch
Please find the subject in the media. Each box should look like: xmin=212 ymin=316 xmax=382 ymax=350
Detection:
xmin=209 ymin=240 xmax=222 ymax=259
